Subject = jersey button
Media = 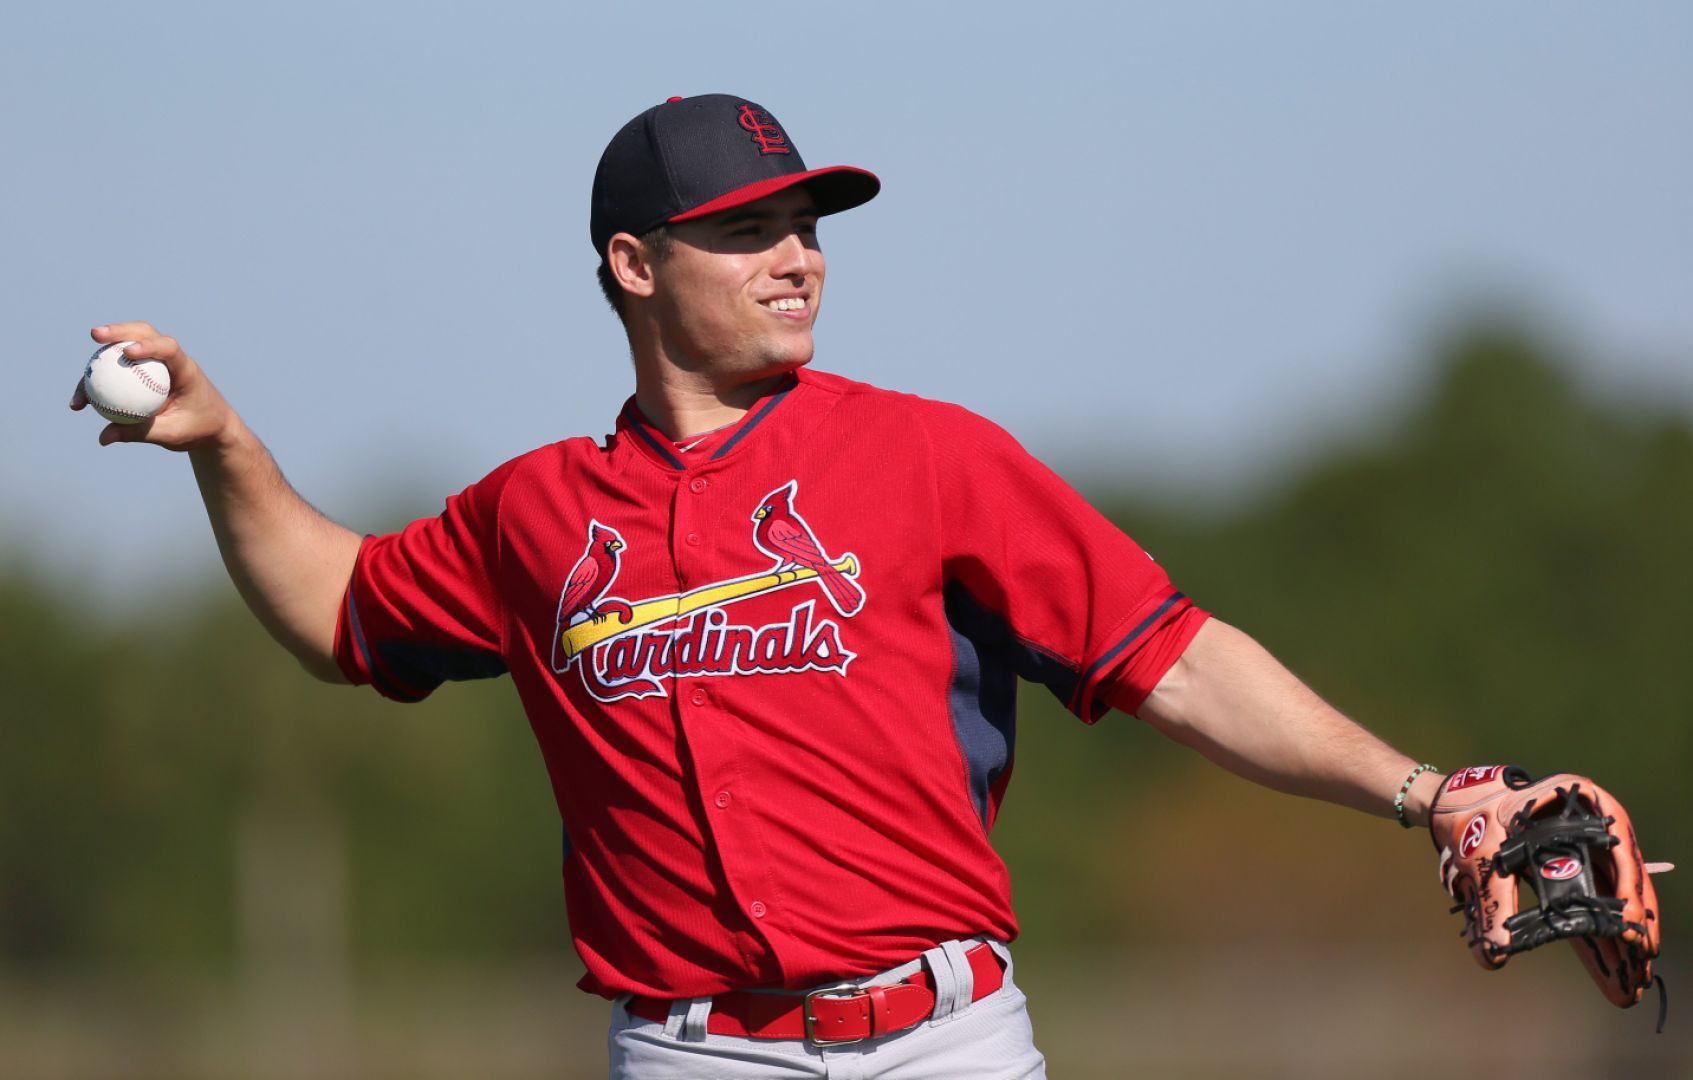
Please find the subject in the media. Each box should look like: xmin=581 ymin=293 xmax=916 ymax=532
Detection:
xmin=686 ymin=532 xmax=702 ymax=546
xmin=690 ymin=687 xmax=709 ymax=706
xmin=689 ymin=477 xmax=709 ymax=494
xmin=714 ymin=790 xmax=732 ymax=809
xmin=749 ymin=900 xmax=767 ymax=919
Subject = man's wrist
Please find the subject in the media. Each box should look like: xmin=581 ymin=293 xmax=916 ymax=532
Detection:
xmin=188 ymin=411 xmax=256 ymax=462
xmin=1399 ymin=768 xmax=1446 ymax=829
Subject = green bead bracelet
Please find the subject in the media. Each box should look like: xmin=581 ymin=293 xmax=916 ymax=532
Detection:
xmin=1394 ymin=763 xmax=1440 ymax=828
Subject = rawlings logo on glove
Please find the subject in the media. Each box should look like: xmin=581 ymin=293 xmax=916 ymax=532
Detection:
xmin=1430 ymin=765 xmax=1670 ymax=1028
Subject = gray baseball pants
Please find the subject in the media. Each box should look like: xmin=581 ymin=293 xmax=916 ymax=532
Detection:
xmin=607 ymin=939 xmax=1048 ymax=1079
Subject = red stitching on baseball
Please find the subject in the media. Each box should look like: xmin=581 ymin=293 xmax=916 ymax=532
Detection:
xmin=95 ymin=404 xmax=150 ymax=419
xmin=125 ymin=362 xmax=168 ymax=397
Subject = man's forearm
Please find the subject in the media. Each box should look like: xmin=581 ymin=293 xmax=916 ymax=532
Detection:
xmin=73 ymin=325 xmax=363 ymax=682
xmin=1137 ymin=619 xmax=1444 ymax=826
xmin=189 ymin=418 xmax=361 ymax=682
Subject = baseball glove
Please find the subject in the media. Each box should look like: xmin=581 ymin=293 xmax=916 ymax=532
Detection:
xmin=1430 ymin=765 xmax=1668 ymax=1027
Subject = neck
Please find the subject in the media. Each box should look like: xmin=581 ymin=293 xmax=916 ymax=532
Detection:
xmin=632 ymin=361 xmax=794 ymax=439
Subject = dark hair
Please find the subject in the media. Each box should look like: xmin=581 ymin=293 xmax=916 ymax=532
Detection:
xmin=596 ymin=226 xmax=673 ymax=322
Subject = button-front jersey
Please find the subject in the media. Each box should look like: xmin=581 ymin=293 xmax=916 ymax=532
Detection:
xmin=335 ymin=368 xmax=1208 ymax=999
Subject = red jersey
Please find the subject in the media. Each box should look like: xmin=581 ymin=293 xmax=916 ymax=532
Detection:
xmin=334 ymin=367 xmax=1208 ymax=999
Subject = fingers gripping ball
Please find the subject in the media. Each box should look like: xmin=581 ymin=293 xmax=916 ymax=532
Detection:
xmin=1430 ymin=765 xmax=1665 ymax=1016
xmin=83 ymin=342 xmax=169 ymax=424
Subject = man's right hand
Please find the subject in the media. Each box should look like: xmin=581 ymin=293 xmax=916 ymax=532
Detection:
xmin=73 ymin=320 xmax=361 ymax=682
xmin=70 ymin=323 xmax=238 ymax=451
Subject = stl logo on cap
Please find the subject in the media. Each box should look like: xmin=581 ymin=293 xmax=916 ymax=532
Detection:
xmin=738 ymin=103 xmax=791 ymax=155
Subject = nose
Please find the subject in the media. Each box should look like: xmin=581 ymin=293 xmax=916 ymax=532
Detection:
xmin=770 ymin=229 xmax=820 ymax=283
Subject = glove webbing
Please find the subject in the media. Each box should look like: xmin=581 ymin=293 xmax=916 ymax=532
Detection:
xmin=1493 ymin=780 xmax=1668 ymax=1033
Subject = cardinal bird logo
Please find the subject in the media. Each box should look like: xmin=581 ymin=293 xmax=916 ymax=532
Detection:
xmin=550 ymin=494 xmax=865 ymax=703
xmin=557 ymin=522 xmax=635 ymax=629
xmin=751 ymin=481 xmax=865 ymax=617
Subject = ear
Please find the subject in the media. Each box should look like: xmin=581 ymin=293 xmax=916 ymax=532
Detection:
xmin=607 ymin=233 xmax=659 ymax=301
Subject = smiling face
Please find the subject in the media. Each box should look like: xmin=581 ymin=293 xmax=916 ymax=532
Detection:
xmin=643 ymin=186 xmax=824 ymax=381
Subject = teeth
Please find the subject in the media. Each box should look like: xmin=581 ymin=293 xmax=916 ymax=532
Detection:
xmin=765 ymin=297 xmax=807 ymax=311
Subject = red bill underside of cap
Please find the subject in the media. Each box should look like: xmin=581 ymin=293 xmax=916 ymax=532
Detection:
xmin=667 ymin=166 xmax=881 ymax=225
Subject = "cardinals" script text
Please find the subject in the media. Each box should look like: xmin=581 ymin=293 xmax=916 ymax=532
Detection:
xmin=579 ymin=601 xmax=854 ymax=702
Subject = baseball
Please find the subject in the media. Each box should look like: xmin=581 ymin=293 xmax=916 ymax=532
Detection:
xmin=83 ymin=342 xmax=170 ymax=424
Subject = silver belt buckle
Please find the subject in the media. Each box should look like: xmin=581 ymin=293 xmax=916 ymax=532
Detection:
xmin=803 ymin=983 xmax=871 ymax=1046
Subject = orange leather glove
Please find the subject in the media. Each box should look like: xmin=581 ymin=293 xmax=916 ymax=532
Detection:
xmin=1430 ymin=766 xmax=1666 ymax=1015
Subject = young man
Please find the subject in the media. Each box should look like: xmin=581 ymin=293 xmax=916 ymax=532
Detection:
xmin=72 ymin=94 xmax=1660 ymax=1077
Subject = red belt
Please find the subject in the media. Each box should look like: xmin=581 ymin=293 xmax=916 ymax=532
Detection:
xmin=626 ymin=943 xmax=1005 ymax=1046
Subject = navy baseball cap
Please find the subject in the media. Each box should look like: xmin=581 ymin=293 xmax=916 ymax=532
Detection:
xmin=590 ymin=94 xmax=880 ymax=257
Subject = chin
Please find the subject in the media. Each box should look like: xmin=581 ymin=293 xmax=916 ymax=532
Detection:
xmin=756 ymin=336 xmax=815 ymax=373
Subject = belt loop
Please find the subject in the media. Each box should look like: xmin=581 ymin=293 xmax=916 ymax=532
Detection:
xmin=680 ymin=996 xmax=713 ymax=1042
xmin=939 ymin=939 xmax=975 ymax=1019
xmin=661 ymin=1000 xmax=686 ymax=1040
xmin=919 ymin=944 xmax=956 ymax=1024
xmin=662 ymin=996 xmax=711 ymax=1041
xmin=921 ymin=941 xmax=964 ymax=1025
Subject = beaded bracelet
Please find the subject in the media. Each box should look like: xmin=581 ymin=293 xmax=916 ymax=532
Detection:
xmin=1394 ymin=763 xmax=1440 ymax=829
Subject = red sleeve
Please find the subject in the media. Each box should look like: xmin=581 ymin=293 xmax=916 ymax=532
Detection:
xmin=333 ymin=458 xmax=520 ymax=702
xmin=917 ymin=400 xmax=1208 ymax=722
xmin=1096 ymin=604 xmax=1211 ymax=715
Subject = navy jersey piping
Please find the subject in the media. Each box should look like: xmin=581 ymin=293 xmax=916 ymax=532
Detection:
xmin=347 ymin=584 xmax=376 ymax=682
xmin=621 ymin=403 xmax=687 ymax=469
xmin=709 ymin=374 xmax=798 ymax=460
xmin=1067 ymin=591 xmax=1186 ymax=712
xmin=345 ymin=587 xmax=424 ymax=702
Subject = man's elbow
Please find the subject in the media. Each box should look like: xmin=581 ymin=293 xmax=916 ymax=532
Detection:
xmin=296 ymin=648 xmax=351 ymax=685
xmin=1133 ymin=618 xmax=1259 ymax=741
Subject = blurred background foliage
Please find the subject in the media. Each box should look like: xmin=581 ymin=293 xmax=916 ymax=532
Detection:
xmin=2 ymin=318 xmax=1688 ymax=1076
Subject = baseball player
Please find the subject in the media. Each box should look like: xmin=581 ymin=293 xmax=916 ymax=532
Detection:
xmin=72 ymin=95 xmax=1663 ymax=1076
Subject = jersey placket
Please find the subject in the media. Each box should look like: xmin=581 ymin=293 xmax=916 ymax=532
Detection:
xmin=667 ymin=465 xmax=791 ymax=972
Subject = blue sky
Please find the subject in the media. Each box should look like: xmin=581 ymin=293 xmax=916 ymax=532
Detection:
xmin=5 ymin=3 xmax=1689 ymax=599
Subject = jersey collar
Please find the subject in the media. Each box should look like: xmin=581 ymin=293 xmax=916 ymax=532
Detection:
xmin=616 ymin=372 xmax=802 ymax=472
